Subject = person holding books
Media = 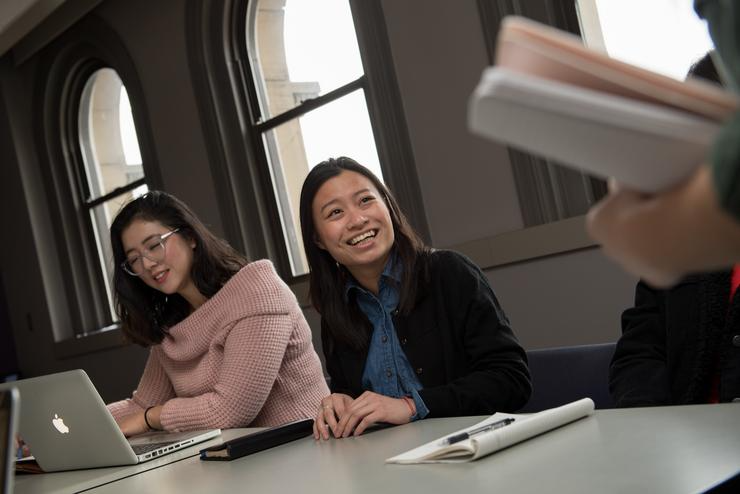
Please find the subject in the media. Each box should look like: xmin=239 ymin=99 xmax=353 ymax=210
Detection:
xmin=299 ymin=157 xmax=531 ymax=440
xmin=106 ymin=191 xmax=329 ymax=435
xmin=586 ymin=1 xmax=740 ymax=288
xmin=609 ymin=54 xmax=740 ymax=407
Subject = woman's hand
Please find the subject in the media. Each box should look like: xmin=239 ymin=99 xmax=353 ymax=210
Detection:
xmin=333 ymin=391 xmax=413 ymax=438
xmin=115 ymin=405 xmax=163 ymax=437
xmin=314 ymin=393 xmax=354 ymax=440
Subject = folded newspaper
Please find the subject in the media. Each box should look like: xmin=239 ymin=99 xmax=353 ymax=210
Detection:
xmin=385 ymin=398 xmax=594 ymax=464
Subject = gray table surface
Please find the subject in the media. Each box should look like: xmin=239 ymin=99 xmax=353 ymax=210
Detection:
xmin=16 ymin=403 xmax=740 ymax=494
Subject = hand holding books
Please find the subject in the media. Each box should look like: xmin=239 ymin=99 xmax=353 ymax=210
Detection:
xmin=469 ymin=15 xmax=740 ymax=288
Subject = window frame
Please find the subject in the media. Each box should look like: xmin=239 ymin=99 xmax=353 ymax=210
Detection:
xmin=186 ymin=0 xmax=429 ymax=283
xmin=35 ymin=15 xmax=161 ymax=342
xmin=476 ymin=0 xmax=607 ymax=229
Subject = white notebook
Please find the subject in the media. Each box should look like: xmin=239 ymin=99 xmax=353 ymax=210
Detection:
xmin=386 ymin=398 xmax=594 ymax=464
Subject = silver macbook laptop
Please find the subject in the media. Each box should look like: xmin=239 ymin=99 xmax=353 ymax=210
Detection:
xmin=1 ymin=388 xmax=19 ymax=494
xmin=0 ymin=370 xmax=220 ymax=472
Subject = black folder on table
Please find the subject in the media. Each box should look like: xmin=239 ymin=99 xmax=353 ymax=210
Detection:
xmin=200 ymin=418 xmax=314 ymax=461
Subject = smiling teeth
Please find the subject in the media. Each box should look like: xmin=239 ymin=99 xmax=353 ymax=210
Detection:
xmin=154 ymin=271 xmax=167 ymax=280
xmin=349 ymin=230 xmax=376 ymax=245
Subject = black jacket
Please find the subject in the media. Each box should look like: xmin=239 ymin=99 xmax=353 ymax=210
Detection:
xmin=610 ymin=272 xmax=740 ymax=407
xmin=322 ymin=250 xmax=531 ymax=417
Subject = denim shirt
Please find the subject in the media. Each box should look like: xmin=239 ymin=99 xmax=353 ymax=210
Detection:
xmin=345 ymin=255 xmax=429 ymax=420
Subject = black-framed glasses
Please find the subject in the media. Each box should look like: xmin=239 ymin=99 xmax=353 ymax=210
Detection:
xmin=121 ymin=228 xmax=180 ymax=276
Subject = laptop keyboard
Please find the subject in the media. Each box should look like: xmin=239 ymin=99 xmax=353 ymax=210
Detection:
xmin=131 ymin=442 xmax=175 ymax=455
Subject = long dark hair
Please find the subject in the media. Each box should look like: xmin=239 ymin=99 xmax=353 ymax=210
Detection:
xmin=110 ymin=191 xmax=248 ymax=346
xmin=299 ymin=157 xmax=429 ymax=351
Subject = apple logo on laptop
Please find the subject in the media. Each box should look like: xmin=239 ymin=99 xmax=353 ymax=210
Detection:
xmin=52 ymin=414 xmax=70 ymax=434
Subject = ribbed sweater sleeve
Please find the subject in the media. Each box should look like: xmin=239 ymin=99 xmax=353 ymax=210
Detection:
xmin=106 ymin=349 xmax=176 ymax=419
xmin=159 ymin=312 xmax=293 ymax=431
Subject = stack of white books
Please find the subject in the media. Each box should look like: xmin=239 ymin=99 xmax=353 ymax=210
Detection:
xmin=468 ymin=16 xmax=738 ymax=193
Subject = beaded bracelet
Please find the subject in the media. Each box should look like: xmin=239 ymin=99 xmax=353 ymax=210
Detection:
xmin=401 ymin=396 xmax=416 ymax=418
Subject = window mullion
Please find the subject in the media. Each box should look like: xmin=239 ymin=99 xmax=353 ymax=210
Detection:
xmin=84 ymin=177 xmax=147 ymax=209
xmin=255 ymin=76 xmax=365 ymax=133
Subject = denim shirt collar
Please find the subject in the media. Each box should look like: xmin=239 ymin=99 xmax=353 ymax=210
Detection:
xmin=344 ymin=250 xmax=402 ymax=299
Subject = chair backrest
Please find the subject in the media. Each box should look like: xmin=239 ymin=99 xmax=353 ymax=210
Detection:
xmin=519 ymin=342 xmax=616 ymax=413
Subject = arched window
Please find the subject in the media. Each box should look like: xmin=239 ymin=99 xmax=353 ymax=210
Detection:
xmin=35 ymin=17 xmax=159 ymax=341
xmin=247 ymin=0 xmax=383 ymax=275
xmin=77 ymin=67 xmax=148 ymax=318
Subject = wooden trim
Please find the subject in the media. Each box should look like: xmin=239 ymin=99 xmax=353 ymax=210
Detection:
xmin=452 ymin=215 xmax=597 ymax=270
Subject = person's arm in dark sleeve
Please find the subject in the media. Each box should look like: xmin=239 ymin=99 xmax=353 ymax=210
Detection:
xmin=610 ymin=281 xmax=672 ymax=407
xmin=419 ymin=252 xmax=532 ymax=416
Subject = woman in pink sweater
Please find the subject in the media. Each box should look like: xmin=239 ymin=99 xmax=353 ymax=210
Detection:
xmin=106 ymin=191 xmax=328 ymax=436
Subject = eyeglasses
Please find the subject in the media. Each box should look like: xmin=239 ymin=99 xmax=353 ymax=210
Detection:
xmin=121 ymin=228 xmax=180 ymax=276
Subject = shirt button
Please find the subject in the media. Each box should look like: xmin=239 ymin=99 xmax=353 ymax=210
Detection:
xmin=415 ymin=368 xmax=423 ymax=375
xmin=381 ymin=335 xmax=388 ymax=343
xmin=733 ymin=335 xmax=740 ymax=347
xmin=392 ymin=309 xmax=399 ymax=316
xmin=401 ymin=338 xmax=407 ymax=345
xmin=386 ymin=369 xmax=393 ymax=378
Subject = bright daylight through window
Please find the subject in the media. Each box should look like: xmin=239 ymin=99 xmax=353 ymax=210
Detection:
xmin=577 ymin=0 xmax=714 ymax=80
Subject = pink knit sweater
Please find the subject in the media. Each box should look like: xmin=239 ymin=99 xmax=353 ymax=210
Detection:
xmin=107 ymin=260 xmax=328 ymax=431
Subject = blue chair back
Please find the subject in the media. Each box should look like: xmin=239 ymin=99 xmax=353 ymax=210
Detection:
xmin=519 ymin=342 xmax=616 ymax=413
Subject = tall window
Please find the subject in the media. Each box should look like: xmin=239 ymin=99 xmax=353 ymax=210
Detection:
xmin=247 ymin=0 xmax=382 ymax=276
xmin=77 ymin=67 xmax=147 ymax=320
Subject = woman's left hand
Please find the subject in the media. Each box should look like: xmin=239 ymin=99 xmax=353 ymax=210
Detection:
xmin=333 ymin=391 xmax=413 ymax=438
xmin=116 ymin=405 xmax=163 ymax=437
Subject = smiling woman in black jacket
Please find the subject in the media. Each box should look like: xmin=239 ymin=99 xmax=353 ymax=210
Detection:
xmin=299 ymin=157 xmax=531 ymax=440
